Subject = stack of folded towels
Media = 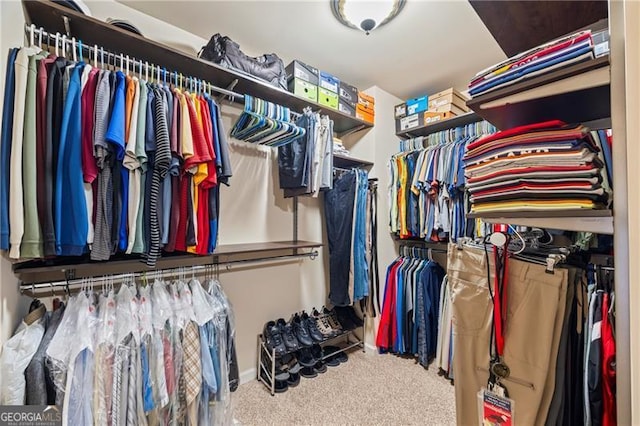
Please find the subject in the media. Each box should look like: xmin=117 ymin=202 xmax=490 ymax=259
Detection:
xmin=468 ymin=30 xmax=595 ymax=98
xmin=463 ymin=120 xmax=610 ymax=214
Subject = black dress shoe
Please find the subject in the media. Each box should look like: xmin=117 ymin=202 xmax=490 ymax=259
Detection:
xmin=324 ymin=345 xmax=348 ymax=364
xmin=302 ymin=312 xmax=325 ymax=342
xmin=322 ymin=345 xmax=340 ymax=367
xmin=314 ymin=361 xmax=327 ymax=374
xmin=280 ymin=319 xmax=300 ymax=352
xmin=263 ymin=320 xmax=287 ymax=356
xmin=293 ymin=314 xmax=313 ymax=347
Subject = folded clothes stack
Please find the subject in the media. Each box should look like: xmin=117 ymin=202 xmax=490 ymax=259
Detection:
xmin=468 ymin=30 xmax=594 ymax=97
xmin=463 ymin=120 xmax=611 ymax=214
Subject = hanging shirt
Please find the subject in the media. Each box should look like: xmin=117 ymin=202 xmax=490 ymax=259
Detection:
xmin=0 ymin=48 xmax=18 ymax=251
xmin=0 ymin=313 xmax=46 ymax=404
xmin=55 ymin=63 xmax=88 ymax=256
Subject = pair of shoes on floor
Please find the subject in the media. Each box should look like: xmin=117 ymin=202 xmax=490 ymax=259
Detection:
xmin=297 ymin=344 xmax=328 ymax=378
xmin=312 ymin=305 xmax=364 ymax=336
xmin=260 ymin=352 xmax=302 ymax=393
xmin=263 ymin=313 xmax=325 ymax=356
xmin=323 ymin=345 xmax=349 ymax=367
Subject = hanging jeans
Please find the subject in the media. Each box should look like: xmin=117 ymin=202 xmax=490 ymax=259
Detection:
xmin=447 ymin=245 xmax=568 ymax=426
xmin=324 ymin=171 xmax=356 ymax=306
xmin=278 ymin=113 xmax=312 ymax=189
xmin=353 ymin=169 xmax=369 ymax=301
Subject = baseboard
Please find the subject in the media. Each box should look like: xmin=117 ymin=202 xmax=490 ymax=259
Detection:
xmin=239 ymin=368 xmax=257 ymax=385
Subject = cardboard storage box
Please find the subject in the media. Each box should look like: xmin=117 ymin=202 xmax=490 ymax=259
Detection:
xmin=318 ymin=87 xmax=339 ymax=109
xmin=423 ymin=110 xmax=456 ymax=125
xmin=338 ymin=99 xmax=356 ymax=117
xmin=285 ymin=60 xmax=319 ymax=85
xmin=428 ymin=88 xmax=469 ymax=112
xmin=395 ymin=113 xmax=423 ymax=133
xmin=394 ymin=103 xmax=407 ymax=119
xmin=358 ymin=92 xmax=375 ymax=108
xmin=339 ymin=81 xmax=359 ymax=106
xmin=288 ymin=78 xmax=318 ymax=102
xmin=356 ymin=104 xmax=374 ymax=123
xmin=430 ymin=102 xmax=468 ymax=116
xmin=406 ymin=96 xmax=428 ymax=115
xmin=319 ymin=71 xmax=340 ymax=93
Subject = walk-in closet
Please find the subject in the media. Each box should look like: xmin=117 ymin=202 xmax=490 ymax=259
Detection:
xmin=0 ymin=0 xmax=638 ymax=425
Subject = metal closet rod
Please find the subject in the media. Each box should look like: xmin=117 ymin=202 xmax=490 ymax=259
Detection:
xmin=19 ymin=250 xmax=319 ymax=293
xmin=25 ymin=24 xmax=245 ymax=99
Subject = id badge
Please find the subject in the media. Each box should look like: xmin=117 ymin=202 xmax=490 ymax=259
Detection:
xmin=477 ymin=388 xmax=515 ymax=426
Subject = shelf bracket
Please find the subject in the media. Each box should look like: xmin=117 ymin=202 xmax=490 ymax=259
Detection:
xmin=217 ymin=78 xmax=239 ymax=103
xmin=62 ymin=15 xmax=71 ymax=36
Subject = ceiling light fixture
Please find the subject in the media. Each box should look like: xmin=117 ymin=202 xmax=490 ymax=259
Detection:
xmin=331 ymin=0 xmax=406 ymax=35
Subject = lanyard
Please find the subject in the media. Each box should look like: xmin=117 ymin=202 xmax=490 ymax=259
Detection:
xmin=492 ymin=244 xmax=509 ymax=358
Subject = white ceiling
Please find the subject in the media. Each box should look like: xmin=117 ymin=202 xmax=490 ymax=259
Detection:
xmin=118 ymin=0 xmax=506 ymax=100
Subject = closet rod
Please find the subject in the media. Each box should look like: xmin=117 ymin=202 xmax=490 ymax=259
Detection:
xmin=19 ymin=250 xmax=319 ymax=294
xmin=26 ymin=25 xmax=246 ymax=100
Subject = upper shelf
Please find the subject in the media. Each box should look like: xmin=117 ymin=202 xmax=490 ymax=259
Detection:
xmin=12 ymin=240 xmax=323 ymax=284
xmin=396 ymin=112 xmax=482 ymax=138
xmin=466 ymin=56 xmax=611 ymax=130
xmin=467 ymin=210 xmax=613 ymax=234
xmin=21 ymin=0 xmax=373 ymax=136
xmin=333 ymin=153 xmax=373 ymax=169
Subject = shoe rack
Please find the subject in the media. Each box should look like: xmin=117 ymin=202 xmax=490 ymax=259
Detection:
xmin=256 ymin=320 xmax=366 ymax=396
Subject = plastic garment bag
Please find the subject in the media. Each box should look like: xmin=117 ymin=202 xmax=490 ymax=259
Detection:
xmin=63 ymin=291 xmax=97 ymax=426
xmin=94 ymin=290 xmax=117 ymax=425
xmin=0 ymin=315 xmax=45 ymax=404
xmin=150 ymin=280 xmax=172 ymax=417
xmin=46 ymin=295 xmax=81 ymax=406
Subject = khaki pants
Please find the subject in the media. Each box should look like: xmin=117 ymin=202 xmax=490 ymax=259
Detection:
xmin=447 ymin=245 xmax=567 ymax=426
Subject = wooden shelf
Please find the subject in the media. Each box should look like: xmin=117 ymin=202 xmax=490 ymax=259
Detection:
xmin=333 ymin=154 xmax=373 ymax=169
xmin=467 ymin=210 xmax=613 ymax=234
xmin=466 ymin=56 xmax=611 ymax=130
xmin=22 ymin=0 xmax=372 ymax=135
xmin=12 ymin=240 xmax=323 ymax=284
xmin=396 ymin=112 xmax=482 ymax=138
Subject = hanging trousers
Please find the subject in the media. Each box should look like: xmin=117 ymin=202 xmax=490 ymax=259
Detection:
xmin=447 ymin=245 xmax=568 ymax=426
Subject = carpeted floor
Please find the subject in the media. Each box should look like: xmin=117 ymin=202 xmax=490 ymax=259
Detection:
xmin=233 ymin=349 xmax=456 ymax=425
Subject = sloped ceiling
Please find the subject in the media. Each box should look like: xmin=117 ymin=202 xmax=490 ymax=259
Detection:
xmin=117 ymin=0 xmax=506 ymax=100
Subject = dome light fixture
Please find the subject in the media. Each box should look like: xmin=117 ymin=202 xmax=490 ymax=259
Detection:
xmin=331 ymin=0 xmax=406 ymax=35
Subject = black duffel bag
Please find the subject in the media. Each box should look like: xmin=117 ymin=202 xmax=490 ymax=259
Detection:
xmin=199 ymin=33 xmax=287 ymax=91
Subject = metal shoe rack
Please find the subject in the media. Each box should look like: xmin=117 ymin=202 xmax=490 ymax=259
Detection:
xmin=256 ymin=320 xmax=366 ymax=396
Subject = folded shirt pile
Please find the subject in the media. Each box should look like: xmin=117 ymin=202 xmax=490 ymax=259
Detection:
xmin=468 ymin=30 xmax=595 ymax=97
xmin=463 ymin=120 xmax=611 ymax=214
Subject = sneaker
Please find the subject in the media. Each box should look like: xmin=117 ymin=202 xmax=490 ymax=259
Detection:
xmin=300 ymin=366 xmax=318 ymax=378
xmin=293 ymin=314 xmax=313 ymax=347
xmin=302 ymin=312 xmax=324 ymax=342
xmin=312 ymin=308 xmax=337 ymax=338
xmin=322 ymin=308 xmax=345 ymax=335
xmin=263 ymin=320 xmax=287 ymax=356
xmin=311 ymin=344 xmax=327 ymax=373
xmin=280 ymin=319 xmax=300 ymax=352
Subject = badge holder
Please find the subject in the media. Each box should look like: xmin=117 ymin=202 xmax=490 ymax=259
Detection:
xmin=478 ymin=386 xmax=515 ymax=426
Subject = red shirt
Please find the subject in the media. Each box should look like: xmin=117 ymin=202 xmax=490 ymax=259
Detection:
xmin=81 ymin=68 xmax=100 ymax=183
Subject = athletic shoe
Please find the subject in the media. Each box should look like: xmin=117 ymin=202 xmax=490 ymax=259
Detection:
xmin=263 ymin=320 xmax=287 ymax=356
xmin=293 ymin=314 xmax=314 ymax=347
